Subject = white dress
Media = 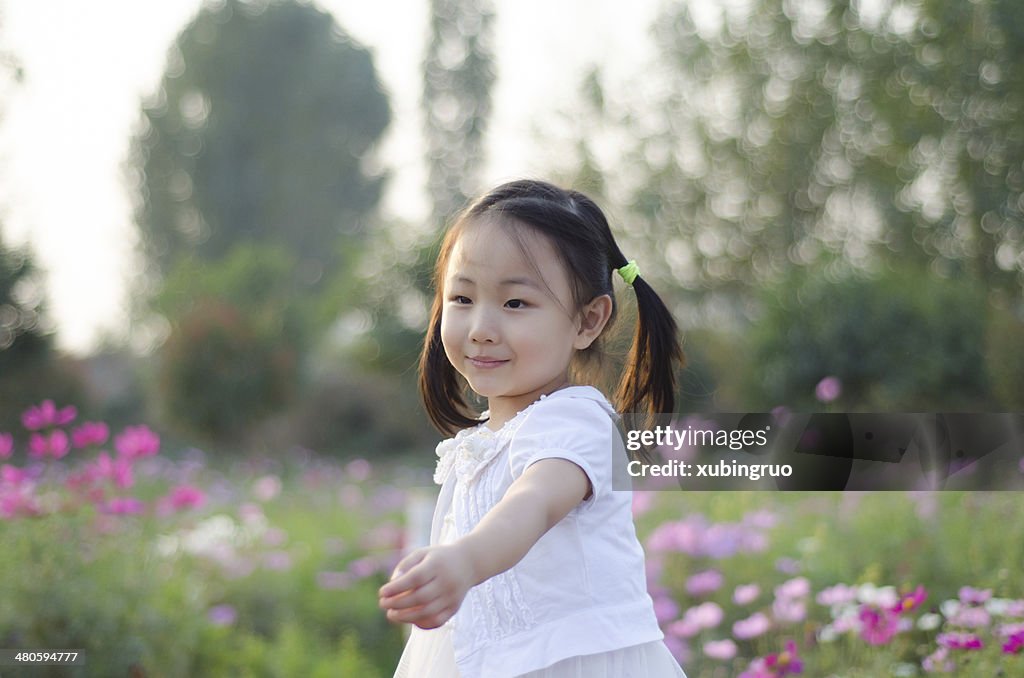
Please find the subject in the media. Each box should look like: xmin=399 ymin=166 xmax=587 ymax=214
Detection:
xmin=393 ymin=420 xmax=687 ymax=678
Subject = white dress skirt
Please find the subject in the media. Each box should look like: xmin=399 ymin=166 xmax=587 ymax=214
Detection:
xmin=392 ymin=502 xmax=687 ymax=678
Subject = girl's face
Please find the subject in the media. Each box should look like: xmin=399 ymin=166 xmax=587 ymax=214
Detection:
xmin=440 ymin=219 xmax=592 ymax=429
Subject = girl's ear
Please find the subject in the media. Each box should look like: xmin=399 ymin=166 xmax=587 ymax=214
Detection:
xmin=574 ymin=294 xmax=613 ymax=350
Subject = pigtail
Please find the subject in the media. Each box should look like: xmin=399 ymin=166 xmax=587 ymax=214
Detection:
xmin=614 ymin=273 xmax=684 ymax=421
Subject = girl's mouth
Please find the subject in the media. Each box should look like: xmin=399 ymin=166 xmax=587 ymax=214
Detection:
xmin=467 ymin=357 xmax=509 ymax=369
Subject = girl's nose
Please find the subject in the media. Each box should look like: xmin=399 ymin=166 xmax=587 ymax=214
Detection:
xmin=468 ymin=309 xmax=498 ymax=344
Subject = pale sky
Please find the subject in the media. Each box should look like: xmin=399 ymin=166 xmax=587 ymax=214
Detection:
xmin=0 ymin=0 xmax=661 ymax=354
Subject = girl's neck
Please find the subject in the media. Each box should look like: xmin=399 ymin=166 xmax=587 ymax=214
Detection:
xmin=484 ymin=379 xmax=573 ymax=431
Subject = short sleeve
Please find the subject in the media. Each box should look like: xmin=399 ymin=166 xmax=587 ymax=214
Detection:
xmin=508 ymin=395 xmax=617 ymax=505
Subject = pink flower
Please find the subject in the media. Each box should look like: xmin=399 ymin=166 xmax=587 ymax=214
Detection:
xmin=167 ymin=484 xmax=205 ymax=510
xmin=703 ymin=639 xmax=738 ymax=660
xmin=949 ymin=604 xmax=990 ymax=628
xmin=653 ymin=594 xmax=681 ymax=624
xmin=21 ymin=400 xmax=77 ymax=430
xmin=2 ymin=464 xmax=26 ymax=485
xmin=739 ymin=657 xmax=773 ymax=678
xmin=734 ymin=583 xmax=761 ymax=605
xmin=0 ymin=433 xmax=12 ymax=459
xmin=765 ymin=640 xmax=804 ymax=675
xmin=71 ymin=422 xmax=109 ymax=448
xmin=345 ymin=458 xmax=372 ymax=481
xmin=632 ymin=490 xmax=654 ymax=516
xmin=922 ymin=646 xmax=954 ymax=672
xmin=686 ymin=569 xmax=724 ymax=596
xmin=114 ymin=425 xmax=160 ymax=460
xmin=103 ymin=497 xmax=146 ymax=515
xmin=817 ymin=583 xmax=858 ymax=607
xmin=252 ymin=474 xmax=281 ymax=502
xmin=733 ymin=612 xmax=771 ymax=639
xmin=815 ymin=376 xmax=842 ymax=403
xmin=937 ymin=632 xmax=984 ymax=650
xmin=28 ymin=430 xmax=70 ymax=460
xmin=773 ymin=597 xmax=807 ymax=624
xmin=859 ymin=605 xmax=900 ymax=645
xmin=958 ymin=587 xmax=992 ymax=605
xmin=93 ymin=452 xmax=134 ymax=489
xmin=776 ymin=577 xmax=811 ymax=600
xmin=891 ymin=585 xmax=928 ymax=615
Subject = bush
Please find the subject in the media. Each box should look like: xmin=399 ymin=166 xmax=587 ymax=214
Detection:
xmin=740 ymin=267 xmax=995 ymax=410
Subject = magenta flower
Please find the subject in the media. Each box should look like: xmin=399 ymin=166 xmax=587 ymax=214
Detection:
xmin=93 ymin=452 xmax=134 ymax=489
xmin=937 ymin=632 xmax=984 ymax=650
xmin=2 ymin=464 xmax=26 ymax=485
xmin=765 ymin=640 xmax=804 ymax=675
xmin=114 ymin=425 xmax=160 ymax=460
xmin=733 ymin=612 xmax=771 ymax=639
xmin=686 ymin=569 xmax=724 ymax=596
xmin=21 ymin=400 xmax=77 ymax=430
xmin=103 ymin=497 xmax=146 ymax=515
xmin=891 ymin=585 xmax=928 ymax=614
xmin=0 ymin=433 xmax=12 ymax=459
xmin=28 ymin=430 xmax=70 ymax=460
xmin=71 ymin=422 xmax=109 ymax=448
xmin=703 ymin=639 xmax=738 ymax=661
xmin=859 ymin=605 xmax=900 ymax=645
xmin=166 ymin=484 xmax=205 ymax=511
xmin=815 ymin=376 xmax=842 ymax=403
xmin=1003 ymin=629 xmax=1024 ymax=654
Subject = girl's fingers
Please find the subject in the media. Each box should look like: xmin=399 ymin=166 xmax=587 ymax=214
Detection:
xmin=379 ymin=550 xmax=428 ymax=597
xmin=382 ymin=580 xmax=439 ymax=610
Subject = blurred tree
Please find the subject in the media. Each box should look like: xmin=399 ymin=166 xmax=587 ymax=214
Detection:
xmin=423 ymin=0 xmax=495 ymax=225
xmin=129 ymin=0 xmax=390 ymax=284
xmin=616 ymin=0 xmax=1024 ymax=312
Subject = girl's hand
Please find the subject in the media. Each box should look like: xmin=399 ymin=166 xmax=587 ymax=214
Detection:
xmin=378 ymin=543 xmax=476 ymax=629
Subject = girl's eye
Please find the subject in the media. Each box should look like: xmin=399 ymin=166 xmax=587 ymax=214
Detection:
xmin=505 ymin=299 xmax=527 ymax=309
xmin=452 ymin=295 xmax=472 ymax=304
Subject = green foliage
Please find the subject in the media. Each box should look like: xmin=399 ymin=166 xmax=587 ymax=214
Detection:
xmin=739 ymin=267 xmax=993 ymax=410
xmin=0 ymin=511 xmax=206 ymax=678
xmin=423 ymin=0 xmax=496 ymax=224
xmin=157 ymin=299 xmax=297 ymax=444
xmin=985 ymin=305 xmax=1024 ymax=409
xmin=130 ymin=0 xmax=390 ymax=281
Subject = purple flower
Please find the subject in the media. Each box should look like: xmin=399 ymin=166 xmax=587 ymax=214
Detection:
xmin=775 ymin=557 xmax=801 ymax=575
xmin=891 ymin=585 xmax=928 ymax=615
xmin=686 ymin=569 xmax=724 ymax=596
xmin=773 ymin=597 xmax=807 ymax=624
xmin=815 ymin=376 xmax=842 ymax=403
xmin=765 ymin=640 xmax=804 ymax=675
xmin=208 ymin=604 xmax=237 ymax=626
xmin=653 ymin=594 xmax=681 ymax=624
xmin=22 ymin=400 xmax=77 ymax=430
xmin=776 ymin=577 xmax=811 ymax=600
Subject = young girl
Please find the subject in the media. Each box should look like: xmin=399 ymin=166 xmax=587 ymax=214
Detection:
xmin=379 ymin=180 xmax=687 ymax=677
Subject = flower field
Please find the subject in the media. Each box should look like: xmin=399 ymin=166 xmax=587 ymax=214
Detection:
xmin=1 ymin=401 xmax=1023 ymax=676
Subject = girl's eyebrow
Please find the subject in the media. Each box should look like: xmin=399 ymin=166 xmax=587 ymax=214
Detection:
xmin=450 ymin=275 xmax=541 ymax=290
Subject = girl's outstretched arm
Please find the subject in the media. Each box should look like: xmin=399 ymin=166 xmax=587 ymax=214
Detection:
xmin=378 ymin=458 xmax=591 ymax=629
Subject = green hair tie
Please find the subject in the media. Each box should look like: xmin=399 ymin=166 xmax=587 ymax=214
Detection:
xmin=617 ymin=260 xmax=640 ymax=286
